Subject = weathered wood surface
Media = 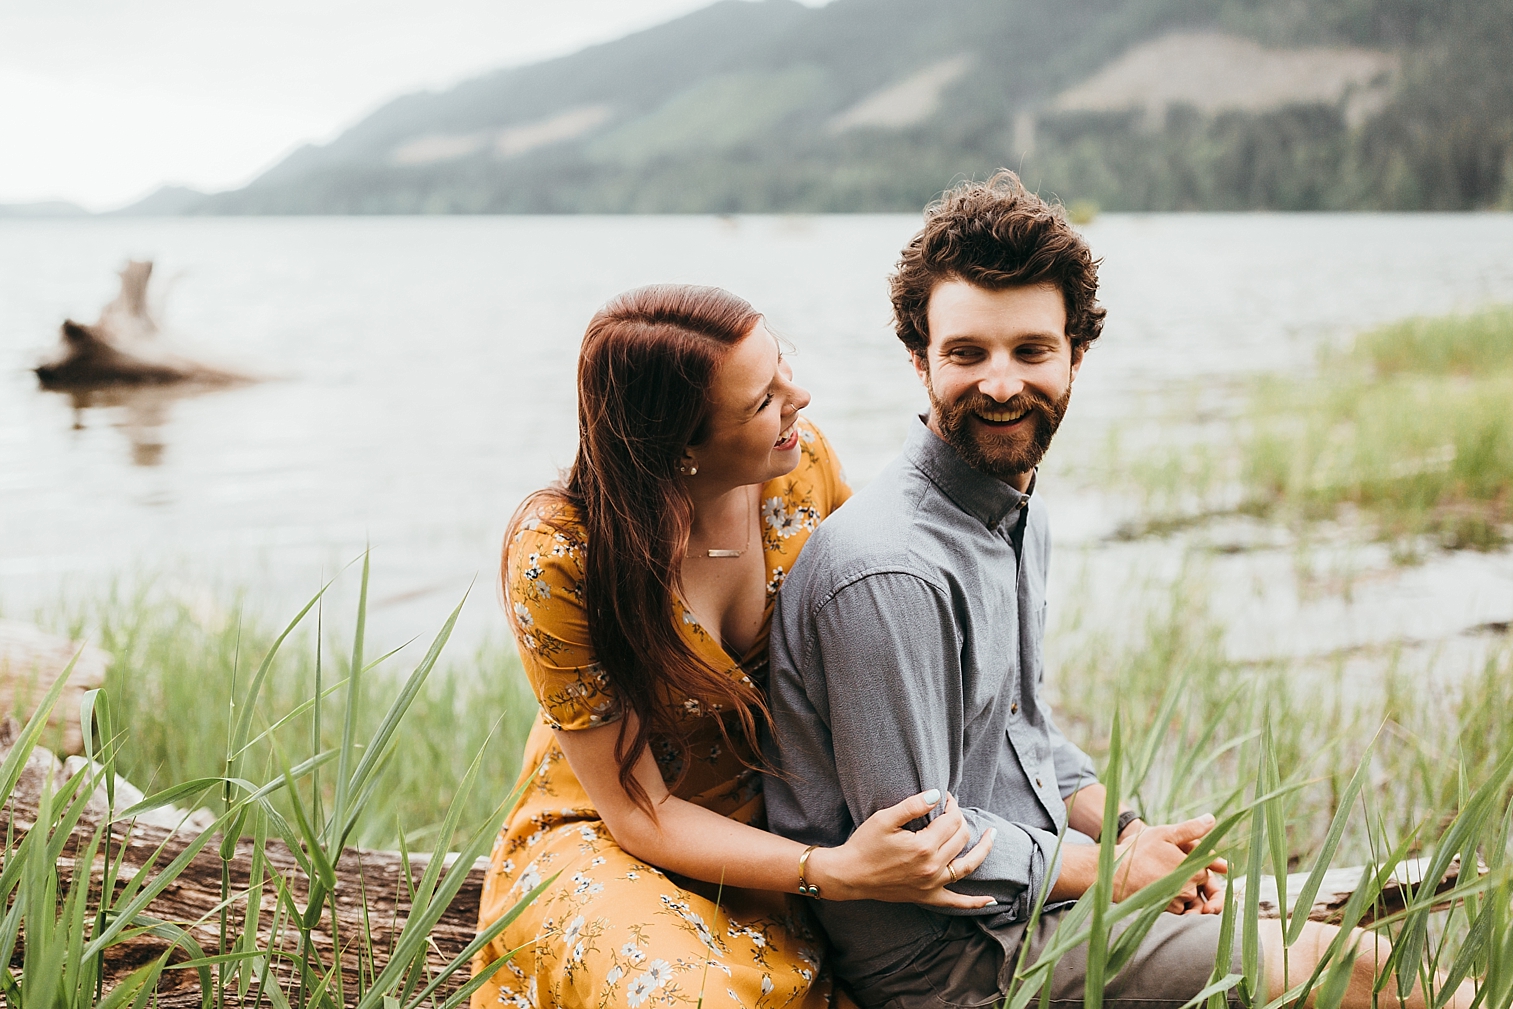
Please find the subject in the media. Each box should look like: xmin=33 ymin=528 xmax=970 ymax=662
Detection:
xmin=4 ymin=793 xmax=489 ymax=1008
xmin=1237 ymin=854 xmax=1477 ymax=923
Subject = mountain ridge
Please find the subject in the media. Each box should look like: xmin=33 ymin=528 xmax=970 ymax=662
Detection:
xmin=133 ymin=0 xmax=1513 ymax=214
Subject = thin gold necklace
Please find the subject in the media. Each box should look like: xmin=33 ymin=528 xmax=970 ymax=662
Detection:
xmin=699 ymin=488 xmax=755 ymax=558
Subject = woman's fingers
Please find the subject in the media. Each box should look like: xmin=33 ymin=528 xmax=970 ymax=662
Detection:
xmin=917 ymin=795 xmax=962 ymax=842
xmin=944 ymin=827 xmax=994 ymax=881
xmin=876 ymin=787 xmax=946 ymax=830
xmin=919 ymin=888 xmax=997 ymax=910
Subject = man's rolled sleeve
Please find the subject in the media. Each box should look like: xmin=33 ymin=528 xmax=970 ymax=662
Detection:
xmin=811 ymin=570 xmax=1062 ymax=914
xmin=1045 ymin=707 xmax=1098 ymax=799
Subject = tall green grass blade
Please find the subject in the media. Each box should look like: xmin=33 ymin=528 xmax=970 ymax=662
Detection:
xmin=1177 ymin=974 xmax=1244 ymax=1009
xmin=0 ymin=656 xmax=76 ymax=802
xmin=432 ymin=941 xmax=536 ymax=1009
xmin=355 ymin=796 xmax=511 ymax=1009
xmin=1206 ymin=871 xmax=1237 ymax=1009
xmin=314 ymin=597 xmax=325 ymax=839
xmin=83 ymin=801 xmax=250 ymax=960
xmin=1083 ymin=713 xmax=1122 ymax=1009
xmin=80 ymin=686 xmax=118 ymax=810
xmin=229 ymin=579 xmax=333 ymax=780
xmin=1292 ymin=829 xmax=1422 ymax=1004
xmin=96 ymin=957 xmax=170 ymax=1009
xmin=1260 ymin=723 xmax=1289 ymax=986
xmin=61 ymin=817 xmax=108 ymax=1005
xmin=1241 ymin=750 xmax=1265 ymax=1006
xmin=331 ymin=550 xmax=371 ymax=852
xmin=236 ymin=804 xmax=270 ymax=1000
xmin=1286 ymin=752 xmax=1370 ymax=945
xmin=401 ymin=874 xmax=556 ymax=1009
xmin=1436 ymin=895 xmax=1495 ymax=1007
xmin=283 ymin=764 xmax=337 ymax=893
xmin=117 ymin=777 xmax=223 ymax=820
xmin=337 ymin=591 xmax=466 ymax=852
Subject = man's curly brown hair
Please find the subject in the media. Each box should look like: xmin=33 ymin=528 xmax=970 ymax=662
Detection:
xmin=890 ymin=170 xmax=1106 ymax=360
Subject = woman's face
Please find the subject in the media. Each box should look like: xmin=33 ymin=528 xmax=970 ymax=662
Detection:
xmin=685 ymin=320 xmax=812 ymax=489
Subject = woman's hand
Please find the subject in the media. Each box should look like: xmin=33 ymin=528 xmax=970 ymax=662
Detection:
xmin=804 ymin=790 xmax=996 ymax=909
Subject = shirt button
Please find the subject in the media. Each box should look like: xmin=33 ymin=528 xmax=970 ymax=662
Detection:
xmin=1010 ymin=702 xmax=1018 ymax=715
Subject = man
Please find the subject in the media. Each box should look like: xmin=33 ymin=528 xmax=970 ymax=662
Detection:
xmin=763 ymin=172 xmax=1466 ymax=1009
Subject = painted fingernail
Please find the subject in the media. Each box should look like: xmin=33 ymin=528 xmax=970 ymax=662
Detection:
xmin=987 ymin=828 xmax=997 ymax=842
xmin=985 ymin=898 xmax=998 ymax=905
xmin=920 ymin=789 xmax=941 ymax=805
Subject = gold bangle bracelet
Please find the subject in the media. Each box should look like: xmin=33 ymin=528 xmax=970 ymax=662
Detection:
xmin=797 ymin=844 xmax=821 ymax=898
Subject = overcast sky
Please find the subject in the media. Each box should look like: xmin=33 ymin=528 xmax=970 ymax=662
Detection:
xmin=2 ymin=0 xmax=817 ymax=210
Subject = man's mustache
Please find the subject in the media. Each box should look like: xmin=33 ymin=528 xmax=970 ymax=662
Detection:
xmin=951 ymin=389 xmax=1057 ymax=419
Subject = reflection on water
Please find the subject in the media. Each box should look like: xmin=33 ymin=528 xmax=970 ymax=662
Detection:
xmin=53 ymin=383 xmax=235 ymax=468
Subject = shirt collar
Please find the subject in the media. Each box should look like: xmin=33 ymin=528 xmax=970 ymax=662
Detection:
xmin=904 ymin=414 xmax=1033 ymax=530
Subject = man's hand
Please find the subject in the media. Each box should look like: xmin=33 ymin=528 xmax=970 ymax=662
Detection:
xmin=1050 ymin=812 xmax=1227 ymax=913
xmin=1113 ymin=814 xmax=1227 ymax=914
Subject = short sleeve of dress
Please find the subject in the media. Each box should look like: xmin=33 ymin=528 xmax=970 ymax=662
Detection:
xmin=503 ymin=505 xmax=623 ymax=731
xmin=800 ymin=418 xmax=852 ymax=514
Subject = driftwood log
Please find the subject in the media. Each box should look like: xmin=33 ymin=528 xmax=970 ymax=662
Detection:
xmin=5 ymin=790 xmax=488 ymax=1008
xmin=1242 ymin=855 xmax=1479 ymax=923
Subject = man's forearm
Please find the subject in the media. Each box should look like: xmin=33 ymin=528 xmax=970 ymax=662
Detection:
xmin=1047 ymin=842 xmax=1100 ymax=901
xmin=1063 ymin=784 xmax=1140 ymax=842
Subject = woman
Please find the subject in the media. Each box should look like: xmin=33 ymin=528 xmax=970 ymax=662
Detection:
xmin=472 ymin=286 xmax=994 ymax=1009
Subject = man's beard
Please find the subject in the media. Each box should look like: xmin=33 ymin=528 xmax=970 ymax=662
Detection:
xmin=926 ymin=382 xmax=1071 ymax=481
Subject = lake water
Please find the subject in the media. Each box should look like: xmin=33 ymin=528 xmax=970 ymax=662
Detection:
xmin=3 ymin=214 xmax=1512 ymax=660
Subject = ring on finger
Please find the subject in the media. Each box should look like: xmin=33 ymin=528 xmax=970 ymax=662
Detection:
xmin=946 ymin=860 xmax=960 ymax=884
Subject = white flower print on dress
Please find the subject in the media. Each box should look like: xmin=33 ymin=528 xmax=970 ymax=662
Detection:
xmin=643 ymin=959 xmax=672 ymax=988
xmin=760 ymin=497 xmax=786 ymax=530
xmin=512 ymin=862 xmax=541 ymax=897
xmin=625 ymin=975 xmax=654 ymax=1007
xmin=561 ymin=915 xmax=585 ymax=946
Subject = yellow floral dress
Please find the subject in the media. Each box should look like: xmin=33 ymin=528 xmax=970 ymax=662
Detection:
xmin=473 ymin=417 xmax=852 ymax=1009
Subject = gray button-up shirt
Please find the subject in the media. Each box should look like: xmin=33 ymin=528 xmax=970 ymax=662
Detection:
xmin=763 ymin=416 xmax=1097 ymax=986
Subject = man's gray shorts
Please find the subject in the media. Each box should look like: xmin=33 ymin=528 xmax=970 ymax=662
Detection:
xmin=847 ymin=909 xmax=1244 ymax=1009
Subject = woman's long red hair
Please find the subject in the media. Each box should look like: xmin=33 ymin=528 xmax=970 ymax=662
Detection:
xmin=505 ymin=285 xmax=768 ymax=810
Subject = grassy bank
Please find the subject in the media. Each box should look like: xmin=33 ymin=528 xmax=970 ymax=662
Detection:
xmin=1048 ymin=567 xmax=1513 ymax=867
xmin=6 ymin=561 xmax=1511 ymax=1009
xmin=40 ymin=578 xmax=537 ymax=850
xmin=1120 ymin=306 xmax=1513 ymax=554
xmin=30 ymin=561 xmax=1511 ymax=873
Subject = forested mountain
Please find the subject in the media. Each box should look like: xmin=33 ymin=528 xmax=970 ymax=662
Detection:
xmin=156 ymin=0 xmax=1513 ymax=214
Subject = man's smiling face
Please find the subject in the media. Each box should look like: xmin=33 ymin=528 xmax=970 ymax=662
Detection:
xmin=914 ymin=279 xmax=1081 ymax=490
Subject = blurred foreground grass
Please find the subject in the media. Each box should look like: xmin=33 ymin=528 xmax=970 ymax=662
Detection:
xmin=1122 ymin=306 xmax=1513 ymax=555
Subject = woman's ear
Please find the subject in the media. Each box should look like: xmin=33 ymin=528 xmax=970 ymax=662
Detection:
xmin=678 ymin=450 xmax=699 ymax=477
